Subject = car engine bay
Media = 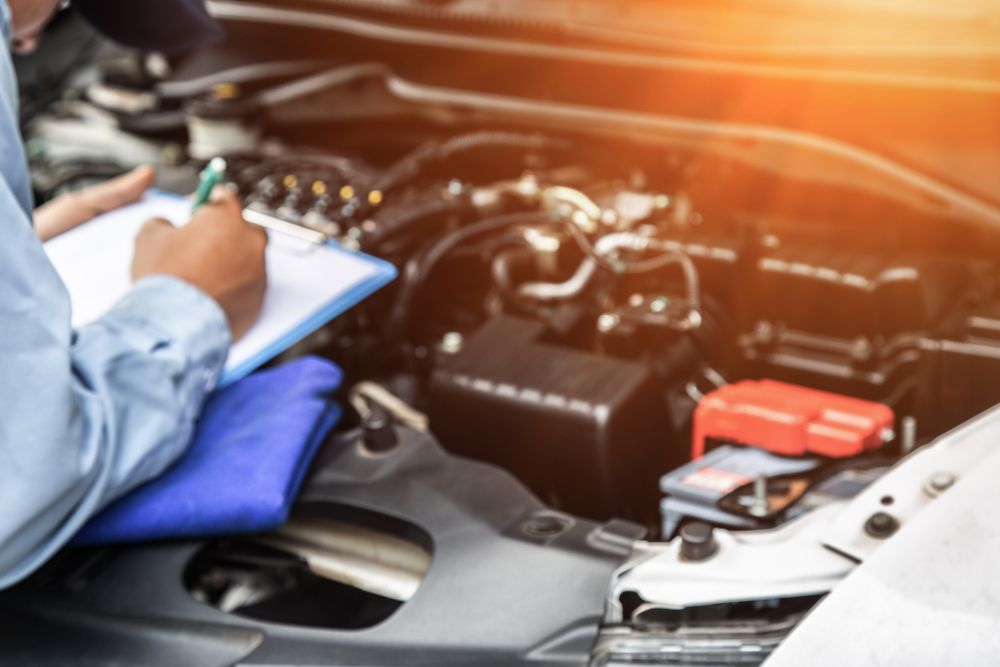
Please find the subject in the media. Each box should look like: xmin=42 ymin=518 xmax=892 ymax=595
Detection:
xmin=5 ymin=2 xmax=1000 ymax=665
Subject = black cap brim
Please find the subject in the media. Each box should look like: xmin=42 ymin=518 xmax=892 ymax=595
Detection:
xmin=73 ymin=0 xmax=225 ymax=53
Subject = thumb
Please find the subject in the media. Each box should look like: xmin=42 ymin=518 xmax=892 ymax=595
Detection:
xmin=131 ymin=217 xmax=176 ymax=282
xmin=135 ymin=216 xmax=174 ymax=243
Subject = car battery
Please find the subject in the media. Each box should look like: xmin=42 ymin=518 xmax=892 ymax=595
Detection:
xmin=692 ymin=379 xmax=895 ymax=459
xmin=429 ymin=315 xmax=676 ymax=522
xmin=660 ymin=445 xmax=822 ymax=538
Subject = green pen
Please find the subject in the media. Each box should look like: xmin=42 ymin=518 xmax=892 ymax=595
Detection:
xmin=191 ymin=157 xmax=228 ymax=212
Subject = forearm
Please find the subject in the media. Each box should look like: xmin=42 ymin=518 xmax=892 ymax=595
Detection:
xmin=0 ymin=209 xmax=230 ymax=587
xmin=70 ymin=276 xmax=230 ymax=498
xmin=0 ymin=25 xmax=235 ymax=588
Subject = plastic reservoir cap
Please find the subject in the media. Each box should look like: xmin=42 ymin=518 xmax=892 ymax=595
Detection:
xmin=692 ymin=380 xmax=894 ymax=459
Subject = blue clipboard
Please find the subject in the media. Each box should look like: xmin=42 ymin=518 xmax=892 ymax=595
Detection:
xmin=44 ymin=189 xmax=396 ymax=387
xmin=220 ymin=239 xmax=396 ymax=386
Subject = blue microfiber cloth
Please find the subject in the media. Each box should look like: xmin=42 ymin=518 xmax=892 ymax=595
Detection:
xmin=73 ymin=356 xmax=342 ymax=546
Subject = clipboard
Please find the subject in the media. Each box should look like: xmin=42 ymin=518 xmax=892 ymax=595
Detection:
xmin=43 ymin=190 xmax=396 ymax=386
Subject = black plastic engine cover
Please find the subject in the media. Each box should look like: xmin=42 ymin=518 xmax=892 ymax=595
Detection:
xmin=0 ymin=426 xmax=641 ymax=666
xmin=429 ymin=315 xmax=674 ymax=523
xmin=752 ymin=244 xmax=965 ymax=341
xmin=740 ymin=244 xmax=969 ymax=400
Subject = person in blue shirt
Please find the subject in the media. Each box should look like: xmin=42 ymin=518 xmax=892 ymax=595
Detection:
xmin=0 ymin=0 xmax=267 ymax=587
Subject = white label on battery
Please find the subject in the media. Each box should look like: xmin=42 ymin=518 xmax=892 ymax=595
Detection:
xmin=682 ymin=467 xmax=750 ymax=494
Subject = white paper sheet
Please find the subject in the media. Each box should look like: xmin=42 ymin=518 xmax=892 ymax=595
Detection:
xmin=44 ymin=191 xmax=392 ymax=383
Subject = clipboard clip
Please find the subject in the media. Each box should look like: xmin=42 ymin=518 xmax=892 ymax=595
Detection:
xmin=242 ymin=205 xmax=329 ymax=246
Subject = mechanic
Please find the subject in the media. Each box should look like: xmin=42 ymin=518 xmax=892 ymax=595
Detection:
xmin=0 ymin=0 xmax=267 ymax=587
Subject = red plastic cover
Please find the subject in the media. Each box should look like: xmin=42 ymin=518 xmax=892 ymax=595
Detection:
xmin=692 ymin=380 xmax=894 ymax=459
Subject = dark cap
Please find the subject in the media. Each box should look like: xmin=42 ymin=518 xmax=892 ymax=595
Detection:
xmin=73 ymin=0 xmax=224 ymax=53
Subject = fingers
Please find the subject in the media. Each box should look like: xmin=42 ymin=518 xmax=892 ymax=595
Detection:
xmin=190 ymin=188 xmax=265 ymax=243
xmin=136 ymin=217 xmax=174 ymax=242
xmin=35 ymin=167 xmax=157 ymax=242
xmin=188 ymin=188 xmax=266 ymax=253
xmin=190 ymin=187 xmax=240 ymax=221
xmin=209 ymin=186 xmax=244 ymax=214
xmin=78 ymin=166 xmax=156 ymax=215
xmin=34 ymin=166 xmax=157 ymax=242
xmin=247 ymin=216 xmax=269 ymax=248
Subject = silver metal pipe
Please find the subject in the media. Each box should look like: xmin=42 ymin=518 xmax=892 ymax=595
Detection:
xmin=258 ymin=519 xmax=431 ymax=601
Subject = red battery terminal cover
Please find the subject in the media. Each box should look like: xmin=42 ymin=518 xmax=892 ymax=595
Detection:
xmin=692 ymin=380 xmax=894 ymax=459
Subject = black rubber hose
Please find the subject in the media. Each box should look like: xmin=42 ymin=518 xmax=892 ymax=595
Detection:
xmin=384 ymin=211 xmax=552 ymax=345
xmin=365 ymin=195 xmax=474 ymax=250
xmin=371 ymin=131 xmax=567 ymax=196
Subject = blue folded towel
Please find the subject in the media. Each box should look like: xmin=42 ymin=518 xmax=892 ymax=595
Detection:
xmin=74 ymin=356 xmax=342 ymax=546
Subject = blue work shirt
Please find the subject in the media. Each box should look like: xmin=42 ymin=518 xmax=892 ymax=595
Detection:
xmin=0 ymin=3 xmax=230 ymax=588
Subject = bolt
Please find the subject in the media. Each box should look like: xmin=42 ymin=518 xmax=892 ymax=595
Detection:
xmin=679 ymin=522 xmax=718 ymax=562
xmin=930 ymin=472 xmax=956 ymax=491
xmin=748 ymin=475 xmax=770 ymax=518
xmin=522 ymin=513 xmax=572 ymax=538
xmin=851 ymin=337 xmax=874 ymax=363
xmin=754 ymin=320 xmax=775 ymax=344
xmin=517 ymin=173 xmax=539 ymax=197
xmin=864 ymin=511 xmax=899 ymax=539
xmin=597 ymin=313 xmax=620 ymax=333
xmin=649 ymin=297 xmax=671 ymax=314
xmin=440 ymin=332 xmax=464 ymax=354
xmin=361 ymin=405 xmax=398 ymax=453
xmin=628 ymin=293 xmax=644 ymax=308
xmin=928 ymin=472 xmax=956 ymax=494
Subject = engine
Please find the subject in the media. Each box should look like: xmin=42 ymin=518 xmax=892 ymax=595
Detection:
xmin=26 ymin=56 xmax=1000 ymax=526
xmin=68 ymin=99 xmax=991 ymax=534
xmin=14 ymin=9 xmax=1000 ymax=663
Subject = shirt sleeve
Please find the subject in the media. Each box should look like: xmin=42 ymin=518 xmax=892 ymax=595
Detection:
xmin=0 ymin=177 xmax=230 ymax=588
